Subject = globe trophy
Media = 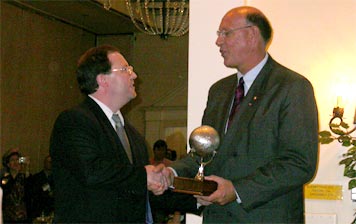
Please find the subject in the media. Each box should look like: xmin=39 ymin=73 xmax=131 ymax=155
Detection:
xmin=172 ymin=125 xmax=220 ymax=196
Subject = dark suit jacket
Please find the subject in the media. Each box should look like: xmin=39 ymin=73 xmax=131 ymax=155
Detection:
xmin=171 ymin=56 xmax=319 ymax=223
xmin=50 ymin=97 xmax=149 ymax=223
xmin=28 ymin=170 xmax=54 ymax=219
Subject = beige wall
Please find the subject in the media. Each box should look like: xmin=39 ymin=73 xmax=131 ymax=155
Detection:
xmin=0 ymin=2 xmax=188 ymax=172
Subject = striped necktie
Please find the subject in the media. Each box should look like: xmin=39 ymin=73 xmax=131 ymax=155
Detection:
xmin=227 ymin=77 xmax=245 ymax=128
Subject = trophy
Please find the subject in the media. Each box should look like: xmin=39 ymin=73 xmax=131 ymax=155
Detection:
xmin=172 ymin=125 xmax=220 ymax=196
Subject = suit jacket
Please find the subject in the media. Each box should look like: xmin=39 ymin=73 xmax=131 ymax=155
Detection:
xmin=28 ymin=170 xmax=54 ymax=219
xmin=171 ymin=56 xmax=318 ymax=223
xmin=50 ymin=97 xmax=149 ymax=223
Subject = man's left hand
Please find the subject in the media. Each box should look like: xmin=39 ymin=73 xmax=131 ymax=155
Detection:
xmin=194 ymin=175 xmax=237 ymax=206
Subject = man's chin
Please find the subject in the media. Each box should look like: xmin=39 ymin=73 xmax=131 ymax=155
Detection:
xmin=224 ymin=61 xmax=237 ymax=69
xmin=130 ymin=92 xmax=137 ymax=100
xmin=223 ymin=59 xmax=231 ymax=67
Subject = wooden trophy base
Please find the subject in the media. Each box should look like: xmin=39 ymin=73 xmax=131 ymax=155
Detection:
xmin=172 ymin=176 xmax=217 ymax=196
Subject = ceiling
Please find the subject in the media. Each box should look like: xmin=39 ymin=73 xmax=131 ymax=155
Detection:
xmin=5 ymin=0 xmax=137 ymax=35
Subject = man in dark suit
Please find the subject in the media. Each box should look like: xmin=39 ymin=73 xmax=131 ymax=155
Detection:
xmin=28 ymin=155 xmax=54 ymax=220
xmin=50 ymin=45 xmax=168 ymax=223
xmin=165 ymin=6 xmax=318 ymax=223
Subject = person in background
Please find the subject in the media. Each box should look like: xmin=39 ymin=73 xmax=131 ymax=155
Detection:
xmin=150 ymin=140 xmax=183 ymax=224
xmin=166 ymin=148 xmax=177 ymax=161
xmin=1 ymin=148 xmax=31 ymax=223
xmin=163 ymin=6 xmax=318 ymax=223
xmin=28 ymin=155 xmax=54 ymax=220
xmin=50 ymin=45 xmax=168 ymax=223
xmin=150 ymin=140 xmax=173 ymax=167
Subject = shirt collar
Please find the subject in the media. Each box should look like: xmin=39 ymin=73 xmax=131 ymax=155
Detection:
xmin=88 ymin=95 xmax=125 ymax=127
xmin=237 ymin=53 xmax=268 ymax=93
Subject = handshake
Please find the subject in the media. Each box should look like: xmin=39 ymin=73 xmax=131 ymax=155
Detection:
xmin=144 ymin=163 xmax=237 ymax=206
xmin=145 ymin=164 xmax=174 ymax=195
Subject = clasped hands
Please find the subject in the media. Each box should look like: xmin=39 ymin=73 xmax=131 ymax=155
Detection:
xmin=146 ymin=165 xmax=237 ymax=206
xmin=145 ymin=164 xmax=173 ymax=195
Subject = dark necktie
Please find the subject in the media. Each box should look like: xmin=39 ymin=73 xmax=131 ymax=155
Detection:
xmin=112 ymin=114 xmax=133 ymax=164
xmin=228 ymin=77 xmax=245 ymax=128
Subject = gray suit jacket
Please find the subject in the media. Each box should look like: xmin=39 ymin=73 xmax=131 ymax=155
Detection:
xmin=172 ymin=56 xmax=318 ymax=223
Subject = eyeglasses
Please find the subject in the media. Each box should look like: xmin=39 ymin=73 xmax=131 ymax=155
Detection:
xmin=216 ymin=25 xmax=253 ymax=38
xmin=111 ymin=65 xmax=134 ymax=75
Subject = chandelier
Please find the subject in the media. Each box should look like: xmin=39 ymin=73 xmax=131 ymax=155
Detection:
xmin=104 ymin=0 xmax=189 ymax=39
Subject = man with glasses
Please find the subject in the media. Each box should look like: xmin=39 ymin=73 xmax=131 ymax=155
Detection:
xmin=164 ymin=6 xmax=318 ymax=223
xmin=50 ymin=45 xmax=169 ymax=223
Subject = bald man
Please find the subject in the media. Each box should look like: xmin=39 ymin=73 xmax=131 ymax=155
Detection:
xmin=166 ymin=6 xmax=318 ymax=223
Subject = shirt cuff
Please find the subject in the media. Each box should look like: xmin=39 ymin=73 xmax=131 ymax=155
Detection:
xmin=235 ymin=190 xmax=242 ymax=204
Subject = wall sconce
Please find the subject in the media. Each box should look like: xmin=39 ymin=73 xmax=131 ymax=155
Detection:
xmin=328 ymin=100 xmax=356 ymax=144
xmin=319 ymin=101 xmax=356 ymax=190
xmin=319 ymin=97 xmax=356 ymax=192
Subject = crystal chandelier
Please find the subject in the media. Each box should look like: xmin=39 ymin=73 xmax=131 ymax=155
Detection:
xmin=104 ymin=0 xmax=189 ymax=39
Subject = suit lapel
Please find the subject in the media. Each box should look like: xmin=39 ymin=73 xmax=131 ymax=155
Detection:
xmin=222 ymin=57 xmax=275 ymax=152
xmin=215 ymin=75 xmax=238 ymax=141
xmin=124 ymin=121 xmax=149 ymax=166
xmin=83 ymin=97 xmax=132 ymax=164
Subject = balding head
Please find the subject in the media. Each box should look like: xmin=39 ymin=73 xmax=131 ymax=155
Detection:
xmin=225 ymin=6 xmax=273 ymax=45
xmin=216 ymin=6 xmax=273 ymax=73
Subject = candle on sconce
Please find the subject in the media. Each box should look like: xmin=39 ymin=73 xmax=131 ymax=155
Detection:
xmin=333 ymin=96 xmax=344 ymax=118
xmin=336 ymin=96 xmax=342 ymax=107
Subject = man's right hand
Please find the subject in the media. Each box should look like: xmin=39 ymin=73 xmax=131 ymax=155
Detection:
xmin=145 ymin=164 xmax=169 ymax=195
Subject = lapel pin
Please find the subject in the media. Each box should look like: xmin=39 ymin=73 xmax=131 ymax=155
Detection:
xmin=249 ymin=96 xmax=258 ymax=107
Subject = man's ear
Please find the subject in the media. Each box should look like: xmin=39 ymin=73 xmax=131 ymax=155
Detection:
xmin=248 ymin=26 xmax=257 ymax=41
xmin=97 ymin=74 xmax=108 ymax=87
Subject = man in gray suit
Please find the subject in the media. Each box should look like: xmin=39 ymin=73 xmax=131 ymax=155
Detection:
xmin=165 ymin=6 xmax=318 ymax=223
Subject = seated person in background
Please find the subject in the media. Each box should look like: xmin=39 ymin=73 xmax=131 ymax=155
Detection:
xmin=1 ymin=148 xmax=31 ymax=223
xmin=29 ymin=155 xmax=54 ymax=220
xmin=150 ymin=140 xmax=172 ymax=167
xmin=166 ymin=148 xmax=177 ymax=161
xmin=150 ymin=140 xmax=188 ymax=224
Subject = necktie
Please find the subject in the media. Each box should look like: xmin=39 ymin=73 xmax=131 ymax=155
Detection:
xmin=112 ymin=115 xmax=152 ymax=223
xmin=112 ymin=114 xmax=133 ymax=164
xmin=228 ymin=77 xmax=245 ymax=128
